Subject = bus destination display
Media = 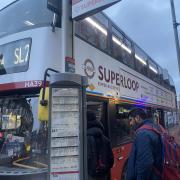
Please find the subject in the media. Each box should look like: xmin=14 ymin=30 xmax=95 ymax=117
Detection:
xmin=0 ymin=38 xmax=31 ymax=75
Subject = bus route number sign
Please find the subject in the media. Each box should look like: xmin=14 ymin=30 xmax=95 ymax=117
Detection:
xmin=0 ymin=38 xmax=31 ymax=75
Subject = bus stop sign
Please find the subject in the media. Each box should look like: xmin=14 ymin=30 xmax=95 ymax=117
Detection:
xmin=49 ymin=73 xmax=88 ymax=180
xmin=72 ymin=0 xmax=121 ymax=19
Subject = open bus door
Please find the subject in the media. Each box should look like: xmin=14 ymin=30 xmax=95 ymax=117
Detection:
xmin=87 ymin=96 xmax=109 ymax=138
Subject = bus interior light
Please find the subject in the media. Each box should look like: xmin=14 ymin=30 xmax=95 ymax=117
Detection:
xmin=24 ymin=20 xmax=35 ymax=26
xmin=135 ymin=54 xmax=147 ymax=65
xmin=85 ymin=17 xmax=107 ymax=36
xmin=121 ymin=43 xmax=132 ymax=54
xmin=112 ymin=36 xmax=122 ymax=46
xmin=149 ymin=65 xmax=158 ymax=74
xmin=112 ymin=36 xmax=132 ymax=54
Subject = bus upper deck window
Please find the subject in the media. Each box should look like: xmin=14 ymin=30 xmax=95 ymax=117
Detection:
xmin=148 ymin=59 xmax=159 ymax=82
xmin=112 ymin=27 xmax=135 ymax=69
xmin=134 ymin=45 xmax=148 ymax=76
xmin=75 ymin=13 xmax=108 ymax=52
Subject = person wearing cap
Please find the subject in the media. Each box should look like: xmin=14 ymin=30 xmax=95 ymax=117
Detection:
xmin=126 ymin=108 xmax=162 ymax=180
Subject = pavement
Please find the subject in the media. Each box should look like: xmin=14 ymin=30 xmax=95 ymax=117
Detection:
xmin=0 ymin=174 xmax=47 ymax=180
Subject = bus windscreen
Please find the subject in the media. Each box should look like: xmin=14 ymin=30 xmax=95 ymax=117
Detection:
xmin=0 ymin=38 xmax=31 ymax=75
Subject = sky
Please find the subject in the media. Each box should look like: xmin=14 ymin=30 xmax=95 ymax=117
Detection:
xmin=0 ymin=0 xmax=15 ymax=10
xmin=105 ymin=0 xmax=180 ymax=96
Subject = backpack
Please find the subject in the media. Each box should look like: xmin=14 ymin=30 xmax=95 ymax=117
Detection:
xmin=139 ymin=124 xmax=180 ymax=180
xmin=87 ymin=132 xmax=114 ymax=177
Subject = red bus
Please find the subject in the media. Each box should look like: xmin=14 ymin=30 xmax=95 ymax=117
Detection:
xmin=0 ymin=0 xmax=177 ymax=179
xmin=74 ymin=12 xmax=177 ymax=180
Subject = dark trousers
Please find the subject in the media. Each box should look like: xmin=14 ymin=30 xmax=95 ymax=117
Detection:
xmin=88 ymin=175 xmax=108 ymax=180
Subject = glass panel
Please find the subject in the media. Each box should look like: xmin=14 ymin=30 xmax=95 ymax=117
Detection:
xmin=149 ymin=60 xmax=158 ymax=74
xmin=157 ymin=66 xmax=163 ymax=84
xmin=112 ymin=27 xmax=134 ymax=68
xmin=158 ymin=66 xmax=163 ymax=75
xmin=0 ymin=96 xmax=47 ymax=171
xmin=148 ymin=59 xmax=159 ymax=82
xmin=168 ymin=74 xmax=174 ymax=86
xmin=134 ymin=45 xmax=147 ymax=76
xmin=0 ymin=0 xmax=54 ymax=38
xmin=0 ymin=38 xmax=31 ymax=75
xmin=162 ymin=69 xmax=170 ymax=89
xmin=110 ymin=104 xmax=133 ymax=146
xmin=87 ymin=101 xmax=103 ymax=121
xmin=93 ymin=13 xmax=109 ymax=27
xmin=165 ymin=111 xmax=175 ymax=128
xmin=75 ymin=13 xmax=108 ymax=52
xmin=163 ymin=69 xmax=169 ymax=80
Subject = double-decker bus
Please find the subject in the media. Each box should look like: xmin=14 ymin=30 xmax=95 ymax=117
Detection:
xmin=0 ymin=0 xmax=177 ymax=179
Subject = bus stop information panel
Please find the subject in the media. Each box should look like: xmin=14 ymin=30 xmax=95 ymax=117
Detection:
xmin=49 ymin=73 xmax=88 ymax=180
xmin=50 ymin=88 xmax=80 ymax=180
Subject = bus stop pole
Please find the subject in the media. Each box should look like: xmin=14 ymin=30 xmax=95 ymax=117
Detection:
xmin=61 ymin=0 xmax=73 ymax=72
xmin=170 ymin=0 xmax=180 ymax=74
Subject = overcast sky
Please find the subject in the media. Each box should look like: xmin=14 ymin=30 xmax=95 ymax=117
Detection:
xmin=0 ymin=0 xmax=15 ymax=9
xmin=105 ymin=0 xmax=180 ymax=96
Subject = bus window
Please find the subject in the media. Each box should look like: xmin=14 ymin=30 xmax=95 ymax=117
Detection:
xmin=0 ymin=96 xmax=48 ymax=166
xmin=0 ymin=98 xmax=33 ymax=134
xmin=75 ymin=13 xmax=108 ymax=52
xmin=164 ymin=111 xmax=176 ymax=129
xmin=111 ymin=105 xmax=132 ymax=146
xmin=93 ymin=13 xmax=109 ymax=51
xmin=162 ymin=69 xmax=170 ymax=89
xmin=148 ymin=59 xmax=159 ymax=83
xmin=87 ymin=100 xmax=109 ymax=137
xmin=134 ymin=45 xmax=147 ymax=76
xmin=0 ymin=0 xmax=54 ymax=38
xmin=112 ymin=27 xmax=135 ymax=69
xmin=158 ymin=66 xmax=163 ymax=85
xmin=0 ymin=38 xmax=31 ymax=75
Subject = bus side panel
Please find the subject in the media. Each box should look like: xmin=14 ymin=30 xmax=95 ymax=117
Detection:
xmin=111 ymin=144 xmax=132 ymax=180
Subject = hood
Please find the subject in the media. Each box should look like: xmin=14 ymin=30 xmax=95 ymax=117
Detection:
xmin=87 ymin=119 xmax=104 ymax=132
xmin=87 ymin=126 xmax=103 ymax=137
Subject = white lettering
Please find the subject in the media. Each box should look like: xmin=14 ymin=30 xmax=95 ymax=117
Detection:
xmin=24 ymin=81 xmax=42 ymax=88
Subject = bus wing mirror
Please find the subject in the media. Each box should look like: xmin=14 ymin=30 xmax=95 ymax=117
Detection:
xmin=47 ymin=0 xmax=62 ymax=15
xmin=38 ymin=87 xmax=49 ymax=121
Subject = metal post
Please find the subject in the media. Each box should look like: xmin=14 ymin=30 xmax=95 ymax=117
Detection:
xmin=61 ymin=0 xmax=73 ymax=73
xmin=170 ymin=0 xmax=180 ymax=73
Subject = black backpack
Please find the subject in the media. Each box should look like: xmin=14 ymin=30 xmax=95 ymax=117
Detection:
xmin=87 ymin=131 xmax=114 ymax=177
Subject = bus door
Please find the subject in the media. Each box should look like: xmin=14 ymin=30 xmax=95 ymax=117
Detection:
xmin=87 ymin=97 xmax=109 ymax=136
xmin=156 ymin=109 xmax=165 ymax=127
xmin=109 ymin=103 xmax=133 ymax=180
